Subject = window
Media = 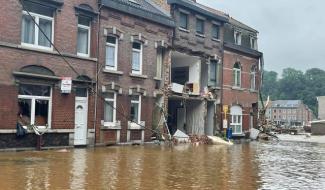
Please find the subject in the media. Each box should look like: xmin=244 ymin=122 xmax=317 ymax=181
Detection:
xmin=130 ymin=95 xmax=141 ymax=123
xmin=21 ymin=10 xmax=53 ymax=49
xmin=212 ymin=24 xmax=220 ymax=39
xmin=250 ymin=66 xmax=256 ymax=90
xmin=234 ymin=31 xmax=242 ymax=45
xmin=132 ymin=42 xmax=142 ymax=74
xmin=196 ymin=18 xmax=204 ymax=34
xmin=230 ymin=106 xmax=242 ymax=134
xmin=250 ymin=37 xmax=258 ymax=50
xmin=233 ymin=62 xmax=241 ymax=87
xmin=179 ymin=12 xmax=188 ymax=29
xmin=77 ymin=16 xmax=91 ymax=57
xmin=105 ymin=36 xmax=118 ymax=70
xmin=18 ymin=84 xmax=51 ymax=127
xmin=156 ymin=48 xmax=163 ymax=78
xmin=104 ymin=92 xmax=116 ymax=124
xmin=209 ymin=60 xmax=220 ymax=86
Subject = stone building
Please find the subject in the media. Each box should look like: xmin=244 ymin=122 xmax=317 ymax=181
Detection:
xmin=0 ymin=0 xmax=98 ymax=148
xmin=317 ymin=96 xmax=325 ymax=120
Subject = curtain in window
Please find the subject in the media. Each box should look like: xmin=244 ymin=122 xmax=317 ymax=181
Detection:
xmin=77 ymin=28 xmax=89 ymax=54
xmin=106 ymin=45 xmax=115 ymax=67
xmin=21 ymin=15 xmax=35 ymax=44
xmin=104 ymin=101 xmax=114 ymax=122
xmin=132 ymin=51 xmax=140 ymax=71
xmin=38 ymin=18 xmax=52 ymax=47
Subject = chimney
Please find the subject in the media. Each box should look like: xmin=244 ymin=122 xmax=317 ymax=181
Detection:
xmin=151 ymin=0 xmax=170 ymax=12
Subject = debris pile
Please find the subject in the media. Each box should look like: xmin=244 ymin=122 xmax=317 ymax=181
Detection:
xmin=189 ymin=135 xmax=211 ymax=145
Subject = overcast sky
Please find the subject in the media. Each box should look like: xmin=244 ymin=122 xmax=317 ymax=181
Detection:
xmin=198 ymin=0 xmax=325 ymax=74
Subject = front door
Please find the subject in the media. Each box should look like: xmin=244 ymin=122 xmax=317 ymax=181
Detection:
xmin=74 ymin=88 xmax=88 ymax=145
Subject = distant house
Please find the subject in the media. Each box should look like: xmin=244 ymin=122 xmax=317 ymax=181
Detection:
xmin=265 ymin=100 xmax=313 ymax=127
xmin=317 ymin=96 xmax=325 ymax=120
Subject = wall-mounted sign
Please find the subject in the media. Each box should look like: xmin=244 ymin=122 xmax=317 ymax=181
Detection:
xmin=61 ymin=77 xmax=72 ymax=93
xmin=223 ymin=119 xmax=228 ymax=129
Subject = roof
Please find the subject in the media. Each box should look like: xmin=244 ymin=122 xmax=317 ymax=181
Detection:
xmin=167 ymin=0 xmax=228 ymax=22
xmin=271 ymin=100 xmax=302 ymax=108
xmin=100 ymin=0 xmax=175 ymax=27
xmin=229 ymin=17 xmax=258 ymax=33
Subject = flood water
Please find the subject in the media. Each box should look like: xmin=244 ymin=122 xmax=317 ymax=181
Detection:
xmin=0 ymin=141 xmax=324 ymax=190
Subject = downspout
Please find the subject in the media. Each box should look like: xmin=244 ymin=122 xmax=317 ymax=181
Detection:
xmin=219 ymin=24 xmax=225 ymax=132
xmin=93 ymin=2 xmax=103 ymax=145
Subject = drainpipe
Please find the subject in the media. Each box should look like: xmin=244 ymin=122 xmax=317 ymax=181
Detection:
xmin=93 ymin=2 xmax=103 ymax=146
xmin=219 ymin=25 xmax=225 ymax=132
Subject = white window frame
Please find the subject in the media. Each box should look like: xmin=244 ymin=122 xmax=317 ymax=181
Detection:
xmin=230 ymin=106 xmax=243 ymax=135
xmin=105 ymin=36 xmax=118 ymax=70
xmin=131 ymin=95 xmax=141 ymax=124
xmin=77 ymin=22 xmax=91 ymax=57
xmin=234 ymin=31 xmax=242 ymax=45
xmin=131 ymin=42 xmax=143 ymax=75
xmin=250 ymin=67 xmax=256 ymax=90
xmin=21 ymin=11 xmax=54 ymax=50
xmin=156 ymin=48 xmax=163 ymax=78
xmin=250 ymin=36 xmax=258 ymax=50
xmin=18 ymin=88 xmax=52 ymax=128
xmin=104 ymin=92 xmax=117 ymax=126
xmin=233 ymin=64 xmax=241 ymax=87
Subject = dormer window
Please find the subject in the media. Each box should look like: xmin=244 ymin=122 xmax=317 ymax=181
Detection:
xmin=250 ymin=36 xmax=258 ymax=50
xmin=234 ymin=31 xmax=242 ymax=45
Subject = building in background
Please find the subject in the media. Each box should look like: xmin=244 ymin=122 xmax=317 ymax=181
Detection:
xmin=265 ymin=100 xmax=314 ymax=127
xmin=317 ymin=96 xmax=325 ymax=120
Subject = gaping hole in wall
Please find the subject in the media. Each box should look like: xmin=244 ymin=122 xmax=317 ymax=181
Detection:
xmin=170 ymin=52 xmax=201 ymax=95
xmin=168 ymin=98 xmax=205 ymax=136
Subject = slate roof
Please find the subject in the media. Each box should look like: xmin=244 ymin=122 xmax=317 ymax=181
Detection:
xmin=271 ymin=100 xmax=302 ymax=108
xmin=167 ymin=0 xmax=228 ymax=22
xmin=229 ymin=17 xmax=258 ymax=33
xmin=100 ymin=0 xmax=175 ymax=27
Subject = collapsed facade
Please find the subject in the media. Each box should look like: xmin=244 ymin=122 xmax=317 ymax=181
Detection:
xmin=0 ymin=0 xmax=263 ymax=149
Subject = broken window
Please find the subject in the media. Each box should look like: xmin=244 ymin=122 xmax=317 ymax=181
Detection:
xmin=209 ymin=60 xmax=220 ymax=87
xmin=18 ymin=84 xmax=51 ymax=127
xmin=77 ymin=16 xmax=91 ymax=57
xmin=130 ymin=95 xmax=141 ymax=123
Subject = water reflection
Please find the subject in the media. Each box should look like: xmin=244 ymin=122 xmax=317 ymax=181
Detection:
xmin=0 ymin=142 xmax=324 ymax=189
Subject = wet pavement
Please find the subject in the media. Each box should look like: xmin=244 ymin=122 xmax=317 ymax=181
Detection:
xmin=0 ymin=141 xmax=324 ymax=190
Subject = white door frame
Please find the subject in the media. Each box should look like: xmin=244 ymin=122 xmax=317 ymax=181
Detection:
xmin=74 ymin=94 xmax=88 ymax=146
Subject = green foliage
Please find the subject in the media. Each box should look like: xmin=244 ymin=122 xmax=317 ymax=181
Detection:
xmin=261 ymin=68 xmax=325 ymax=117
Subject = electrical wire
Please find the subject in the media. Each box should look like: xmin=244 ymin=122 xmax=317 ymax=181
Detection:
xmin=19 ymin=0 xmax=166 ymax=139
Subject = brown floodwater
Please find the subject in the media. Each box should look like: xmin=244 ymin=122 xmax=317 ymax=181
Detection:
xmin=0 ymin=141 xmax=324 ymax=190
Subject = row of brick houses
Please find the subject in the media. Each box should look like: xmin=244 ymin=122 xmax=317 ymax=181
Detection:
xmin=0 ymin=0 xmax=263 ymax=149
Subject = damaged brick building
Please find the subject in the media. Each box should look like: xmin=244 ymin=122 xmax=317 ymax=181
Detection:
xmin=0 ymin=0 xmax=263 ymax=149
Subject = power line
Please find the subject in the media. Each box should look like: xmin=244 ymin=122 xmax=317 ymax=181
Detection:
xmin=18 ymin=0 xmax=166 ymax=139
